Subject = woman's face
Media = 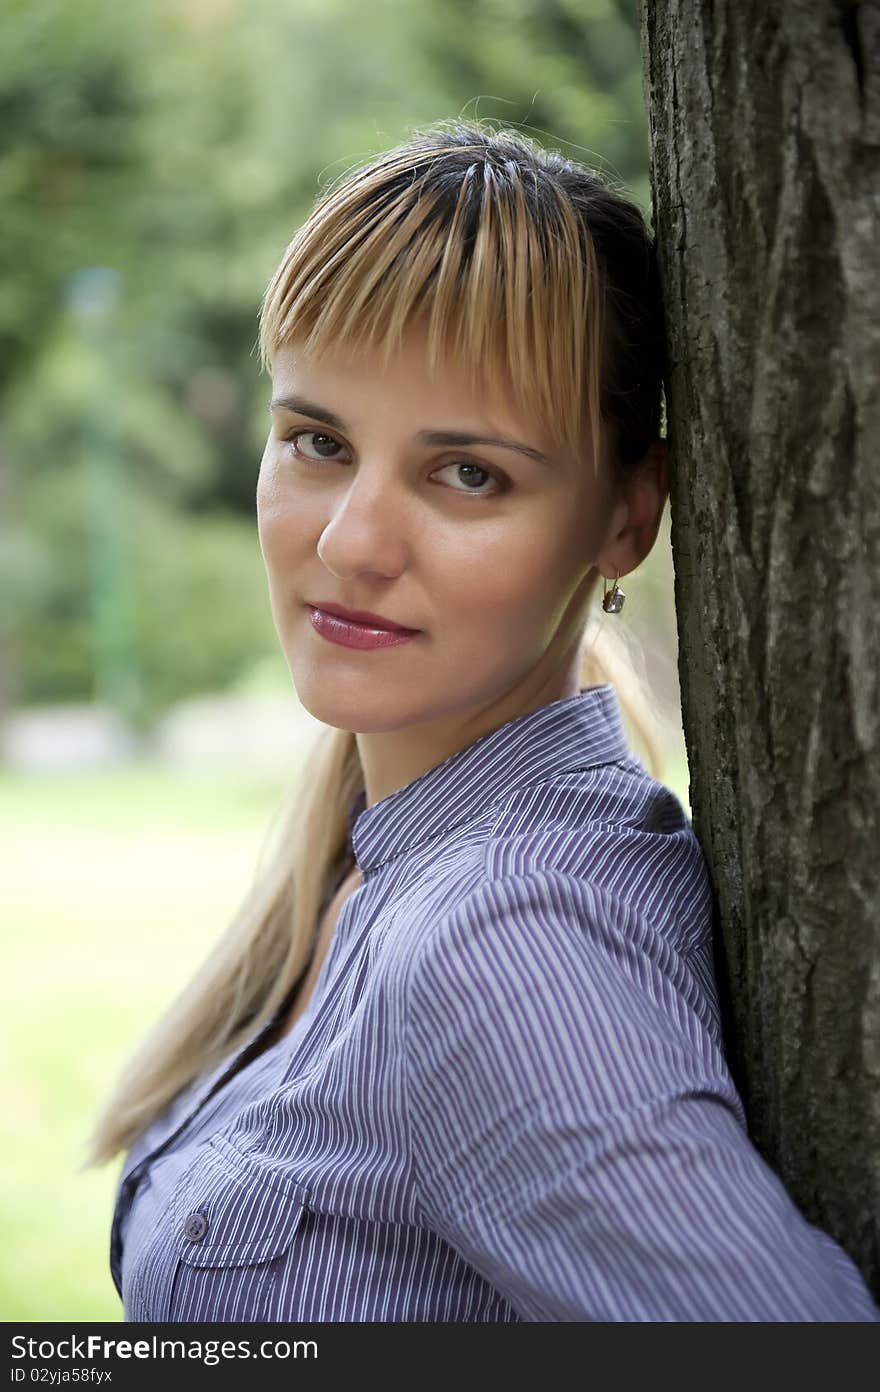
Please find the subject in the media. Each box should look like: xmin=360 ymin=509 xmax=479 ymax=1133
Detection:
xmin=257 ymin=322 xmax=620 ymax=738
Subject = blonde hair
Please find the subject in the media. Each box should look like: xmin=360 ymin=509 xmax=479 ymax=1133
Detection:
xmin=82 ymin=119 xmax=668 ymax=1169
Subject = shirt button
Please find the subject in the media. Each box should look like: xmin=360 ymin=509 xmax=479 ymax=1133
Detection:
xmin=183 ymin=1212 xmax=209 ymax=1241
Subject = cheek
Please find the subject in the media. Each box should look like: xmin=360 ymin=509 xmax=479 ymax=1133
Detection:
xmin=256 ymin=461 xmax=311 ymax=567
xmin=256 ymin=456 xmax=285 ymax=536
xmin=438 ymin=519 xmax=574 ymax=629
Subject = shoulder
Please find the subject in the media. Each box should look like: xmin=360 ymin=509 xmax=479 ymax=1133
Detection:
xmin=401 ymin=762 xmax=721 ymax=1069
xmin=480 ymin=759 xmax=713 ymax=955
xmin=403 ymin=860 xmax=735 ymax=1134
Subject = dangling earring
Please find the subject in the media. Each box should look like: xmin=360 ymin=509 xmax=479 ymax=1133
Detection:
xmin=601 ymin=568 xmax=625 ymax=613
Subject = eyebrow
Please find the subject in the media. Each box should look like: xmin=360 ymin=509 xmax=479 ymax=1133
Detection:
xmin=268 ymin=394 xmax=556 ymax=469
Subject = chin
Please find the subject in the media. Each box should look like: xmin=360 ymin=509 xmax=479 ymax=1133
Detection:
xmin=291 ymin=674 xmax=413 ymax=736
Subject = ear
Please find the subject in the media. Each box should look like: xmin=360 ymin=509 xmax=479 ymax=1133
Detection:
xmin=594 ymin=438 xmax=668 ymax=581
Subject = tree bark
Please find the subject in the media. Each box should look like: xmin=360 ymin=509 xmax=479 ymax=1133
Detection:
xmin=638 ymin=0 xmax=880 ymax=1294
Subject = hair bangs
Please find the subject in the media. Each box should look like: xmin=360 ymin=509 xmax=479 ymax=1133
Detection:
xmin=258 ymin=135 xmax=605 ymax=476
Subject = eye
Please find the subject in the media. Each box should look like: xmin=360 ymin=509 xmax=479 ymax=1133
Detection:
xmin=285 ymin=429 xmax=347 ymax=463
xmin=432 ymin=461 xmax=505 ymax=497
xmin=283 ymin=430 xmax=506 ymax=497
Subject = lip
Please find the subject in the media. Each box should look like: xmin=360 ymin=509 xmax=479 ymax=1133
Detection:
xmin=306 ymin=604 xmax=421 ymax=652
xmin=307 ymin=601 xmax=419 ymax=634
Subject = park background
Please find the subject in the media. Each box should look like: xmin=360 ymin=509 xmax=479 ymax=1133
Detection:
xmin=1 ymin=0 xmax=690 ymax=1319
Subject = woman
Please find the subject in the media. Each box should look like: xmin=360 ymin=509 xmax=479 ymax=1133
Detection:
xmin=84 ymin=121 xmax=878 ymax=1322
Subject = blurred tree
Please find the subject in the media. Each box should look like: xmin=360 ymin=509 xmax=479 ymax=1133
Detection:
xmin=0 ymin=0 xmax=151 ymax=722
xmin=0 ymin=0 xmax=148 ymax=395
xmin=640 ymin=0 xmax=879 ymax=1295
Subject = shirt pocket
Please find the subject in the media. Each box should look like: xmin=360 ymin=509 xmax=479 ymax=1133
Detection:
xmin=155 ymin=1136 xmax=311 ymax=1323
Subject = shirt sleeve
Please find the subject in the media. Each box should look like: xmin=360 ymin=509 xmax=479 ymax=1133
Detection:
xmin=403 ymin=869 xmax=879 ymax=1321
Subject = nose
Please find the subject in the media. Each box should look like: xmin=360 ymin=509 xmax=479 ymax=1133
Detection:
xmin=316 ymin=466 xmax=409 ymax=579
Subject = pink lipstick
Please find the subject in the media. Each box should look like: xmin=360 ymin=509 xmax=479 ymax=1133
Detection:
xmin=306 ymin=604 xmax=421 ymax=651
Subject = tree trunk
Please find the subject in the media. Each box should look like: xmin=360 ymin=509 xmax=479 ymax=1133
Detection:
xmin=638 ymin=0 xmax=880 ymax=1294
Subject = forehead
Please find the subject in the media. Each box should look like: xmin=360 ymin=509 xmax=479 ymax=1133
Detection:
xmin=269 ymin=330 xmax=558 ymax=450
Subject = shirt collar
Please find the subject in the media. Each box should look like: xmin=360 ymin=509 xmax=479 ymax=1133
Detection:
xmin=347 ymin=682 xmax=631 ymax=873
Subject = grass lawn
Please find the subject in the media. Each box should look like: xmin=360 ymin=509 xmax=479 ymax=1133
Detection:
xmin=0 ymin=761 xmax=291 ymax=1321
xmin=1 ymin=747 xmax=691 ymax=1321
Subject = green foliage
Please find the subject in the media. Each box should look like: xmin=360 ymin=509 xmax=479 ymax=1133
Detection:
xmin=2 ymin=321 xmax=273 ymax=724
xmin=130 ymin=502 xmax=277 ymax=725
xmin=0 ymin=0 xmax=151 ymax=394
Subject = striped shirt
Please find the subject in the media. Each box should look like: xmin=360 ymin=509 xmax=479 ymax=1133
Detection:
xmin=109 ymin=683 xmax=879 ymax=1321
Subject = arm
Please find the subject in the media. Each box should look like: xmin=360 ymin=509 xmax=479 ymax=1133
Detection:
xmin=404 ymin=870 xmax=879 ymax=1321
